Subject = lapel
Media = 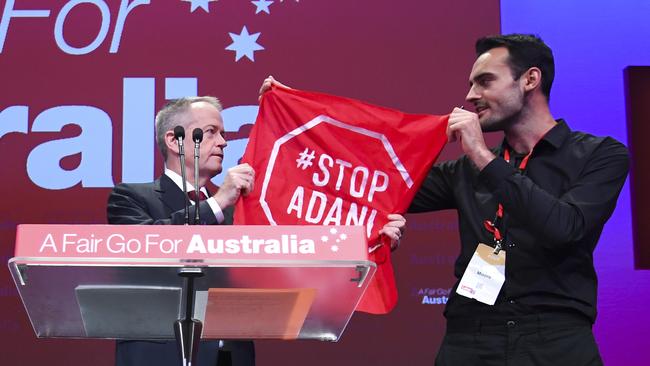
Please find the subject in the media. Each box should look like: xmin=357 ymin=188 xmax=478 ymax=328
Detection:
xmin=157 ymin=174 xmax=188 ymax=214
xmin=157 ymin=174 xmax=234 ymax=225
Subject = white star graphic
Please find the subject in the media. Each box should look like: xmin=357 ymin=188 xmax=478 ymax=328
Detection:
xmin=225 ymin=26 xmax=264 ymax=62
xmin=182 ymin=0 xmax=216 ymax=13
xmin=252 ymin=0 xmax=273 ymax=14
xmin=329 ymin=228 xmax=337 ymax=234
xmin=339 ymin=233 xmax=347 ymax=240
xmin=321 ymin=235 xmax=328 ymax=242
xmin=331 ymin=245 xmax=339 ymax=252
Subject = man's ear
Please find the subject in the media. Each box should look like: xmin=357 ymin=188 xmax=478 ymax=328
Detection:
xmin=165 ymin=130 xmax=180 ymax=155
xmin=523 ymin=67 xmax=542 ymax=92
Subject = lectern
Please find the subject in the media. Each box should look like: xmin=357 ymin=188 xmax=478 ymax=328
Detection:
xmin=9 ymin=224 xmax=376 ymax=365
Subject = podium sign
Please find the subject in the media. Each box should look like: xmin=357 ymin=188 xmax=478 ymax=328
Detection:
xmin=9 ymin=224 xmax=375 ymax=342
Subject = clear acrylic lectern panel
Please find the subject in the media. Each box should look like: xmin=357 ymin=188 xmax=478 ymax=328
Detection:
xmin=9 ymin=224 xmax=375 ymax=342
xmin=9 ymin=260 xmax=373 ymax=341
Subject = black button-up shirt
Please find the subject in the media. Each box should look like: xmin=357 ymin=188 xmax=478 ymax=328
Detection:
xmin=409 ymin=120 xmax=629 ymax=322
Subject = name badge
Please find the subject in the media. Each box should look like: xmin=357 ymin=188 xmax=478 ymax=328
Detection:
xmin=455 ymin=243 xmax=506 ymax=305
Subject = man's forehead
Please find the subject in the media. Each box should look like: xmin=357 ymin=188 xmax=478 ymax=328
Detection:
xmin=170 ymin=116 xmax=222 ymax=137
xmin=469 ymin=47 xmax=510 ymax=79
xmin=189 ymin=100 xmax=219 ymax=110
xmin=183 ymin=103 xmax=223 ymax=124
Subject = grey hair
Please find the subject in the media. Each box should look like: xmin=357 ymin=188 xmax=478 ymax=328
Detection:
xmin=155 ymin=96 xmax=223 ymax=160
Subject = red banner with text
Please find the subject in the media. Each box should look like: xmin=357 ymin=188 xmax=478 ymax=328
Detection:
xmin=235 ymin=86 xmax=448 ymax=313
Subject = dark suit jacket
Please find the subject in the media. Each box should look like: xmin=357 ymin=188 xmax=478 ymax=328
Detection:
xmin=107 ymin=174 xmax=254 ymax=366
xmin=108 ymin=174 xmax=234 ymax=226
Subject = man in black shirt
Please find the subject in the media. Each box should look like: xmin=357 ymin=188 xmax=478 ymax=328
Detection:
xmin=409 ymin=34 xmax=629 ymax=365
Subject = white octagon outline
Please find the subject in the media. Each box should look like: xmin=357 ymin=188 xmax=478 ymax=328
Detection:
xmin=260 ymin=114 xmax=413 ymax=225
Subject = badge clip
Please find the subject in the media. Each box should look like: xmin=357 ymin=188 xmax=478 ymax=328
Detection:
xmin=493 ymin=239 xmax=503 ymax=255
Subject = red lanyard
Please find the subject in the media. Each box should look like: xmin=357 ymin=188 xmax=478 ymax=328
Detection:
xmin=483 ymin=148 xmax=532 ymax=252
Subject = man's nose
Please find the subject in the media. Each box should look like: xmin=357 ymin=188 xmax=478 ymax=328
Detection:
xmin=218 ymin=135 xmax=227 ymax=148
xmin=465 ymin=85 xmax=479 ymax=101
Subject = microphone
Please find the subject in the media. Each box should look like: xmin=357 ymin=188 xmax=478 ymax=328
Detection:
xmin=174 ymin=126 xmax=190 ymax=225
xmin=192 ymin=128 xmax=204 ymax=224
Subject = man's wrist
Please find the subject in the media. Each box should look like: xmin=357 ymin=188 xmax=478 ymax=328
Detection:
xmin=206 ymin=197 xmax=225 ymax=223
xmin=470 ymin=147 xmax=496 ymax=171
xmin=213 ymin=191 xmax=227 ymax=209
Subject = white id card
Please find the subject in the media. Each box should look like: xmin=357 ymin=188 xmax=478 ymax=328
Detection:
xmin=455 ymin=243 xmax=506 ymax=305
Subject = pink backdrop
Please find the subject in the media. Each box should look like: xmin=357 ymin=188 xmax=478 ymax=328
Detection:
xmin=0 ymin=1 xmax=499 ymax=364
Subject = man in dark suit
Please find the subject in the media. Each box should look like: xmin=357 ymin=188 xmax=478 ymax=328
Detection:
xmin=107 ymin=96 xmax=256 ymax=366
xmin=108 ymin=95 xmax=407 ymax=365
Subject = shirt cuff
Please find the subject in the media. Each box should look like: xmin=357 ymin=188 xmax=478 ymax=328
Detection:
xmin=478 ymin=157 xmax=517 ymax=192
xmin=206 ymin=197 xmax=225 ymax=223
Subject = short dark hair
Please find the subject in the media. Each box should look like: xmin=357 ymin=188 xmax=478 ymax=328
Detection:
xmin=475 ymin=34 xmax=555 ymax=100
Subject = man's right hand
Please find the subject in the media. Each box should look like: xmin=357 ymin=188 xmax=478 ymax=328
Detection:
xmin=447 ymin=107 xmax=495 ymax=170
xmin=213 ymin=163 xmax=255 ymax=209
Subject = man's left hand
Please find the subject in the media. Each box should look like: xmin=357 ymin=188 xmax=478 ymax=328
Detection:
xmin=258 ymin=75 xmax=291 ymax=101
xmin=379 ymin=214 xmax=406 ymax=250
xmin=214 ymin=163 xmax=255 ymax=209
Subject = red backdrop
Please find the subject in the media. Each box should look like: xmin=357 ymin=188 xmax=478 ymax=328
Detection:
xmin=0 ymin=1 xmax=499 ymax=364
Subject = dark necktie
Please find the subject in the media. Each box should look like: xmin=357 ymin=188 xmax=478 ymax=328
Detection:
xmin=187 ymin=190 xmax=208 ymax=202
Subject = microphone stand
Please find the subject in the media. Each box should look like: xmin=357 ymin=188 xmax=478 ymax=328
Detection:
xmin=174 ymin=128 xmax=210 ymax=366
xmin=192 ymin=128 xmax=204 ymax=225
xmin=173 ymin=126 xmax=190 ymax=225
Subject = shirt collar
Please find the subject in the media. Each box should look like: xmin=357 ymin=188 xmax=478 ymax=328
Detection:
xmin=500 ymin=119 xmax=570 ymax=153
xmin=540 ymin=119 xmax=570 ymax=149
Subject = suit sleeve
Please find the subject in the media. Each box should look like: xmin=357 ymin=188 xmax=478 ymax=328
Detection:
xmin=107 ymin=183 xmax=218 ymax=225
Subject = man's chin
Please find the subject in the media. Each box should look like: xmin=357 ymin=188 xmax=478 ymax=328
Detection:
xmin=480 ymin=116 xmax=509 ymax=132
xmin=202 ymin=165 xmax=222 ymax=180
xmin=480 ymin=120 xmax=500 ymax=132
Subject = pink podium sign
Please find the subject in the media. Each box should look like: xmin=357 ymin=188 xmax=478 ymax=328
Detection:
xmin=14 ymin=224 xmax=369 ymax=262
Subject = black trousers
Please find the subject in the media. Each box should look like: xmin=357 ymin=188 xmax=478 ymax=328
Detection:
xmin=115 ymin=340 xmax=255 ymax=366
xmin=435 ymin=312 xmax=603 ymax=366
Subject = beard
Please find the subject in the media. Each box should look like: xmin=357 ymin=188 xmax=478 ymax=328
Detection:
xmin=480 ymin=110 xmax=520 ymax=132
xmin=478 ymin=93 xmax=526 ymax=132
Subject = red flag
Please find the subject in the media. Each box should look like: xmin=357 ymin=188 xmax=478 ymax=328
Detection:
xmin=235 ymin=86 xmax=448 ymax=313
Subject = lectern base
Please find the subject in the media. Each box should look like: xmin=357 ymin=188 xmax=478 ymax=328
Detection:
xmin=175 ymin=267 xmax=205 ymax=366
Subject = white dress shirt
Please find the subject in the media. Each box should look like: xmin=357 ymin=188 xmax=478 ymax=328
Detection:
xmin=164 ymin=168 xmax=225 ymax=223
